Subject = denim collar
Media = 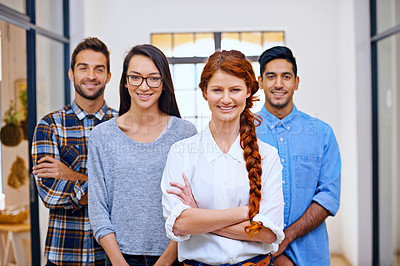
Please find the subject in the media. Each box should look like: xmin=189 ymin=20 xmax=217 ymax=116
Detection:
xmin=259 ymin=104 xmax=298 ymax=131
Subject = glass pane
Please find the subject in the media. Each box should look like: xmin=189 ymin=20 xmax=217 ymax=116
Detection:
xmin=173 ymin=33 xmax=194 ymax=57
xmin=221 ymin=32 xmax=241 ymax=51
xmin=175 ymin=90 xmax=196 ymax=118
xmin=377 ymin=33 xmax=399 ymax=266
xmin=172 ymin=64 xmax=196 ymax=90
xmin=151 ymin=34 xmax=172 ymax=57
xmin=36 ymin=35 xmax=65 ymax=261
xmin=0 ymin=21 xmax=31 ymax=265
xmin=0 ymin=0 xmax=25 ymax=13
xmin=195 ymin=88 xmax=211 ymax=121
xmin=36 ymin=35 xmax=65 ymax=120
xmin=251 ymin=62 xmax=264 ymax=113
xmin=194 ymin=33 xmax=214 ymax=57
xmin=195 ymin=63 xmax=205 ymax=89
xmin=36 ymin=0 xmax=63 ymax=35
xmin=263 ymin=32 xmax=285 ymax=49
xmin=241 ymin=32 xmax=262 ymax=55
xmin=377 ymin=0 xmax=400 ymax=34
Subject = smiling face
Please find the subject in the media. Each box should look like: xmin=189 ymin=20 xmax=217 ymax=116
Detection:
xmin=205 ymin=70 xmax=250 ymax=126
xmin=259 ymin=58 xmax=299 ymax=119
xmin=126 ymin=54 xmax=163 ymax=112
xmin=69 ymin=49 xmax=110 ymax=101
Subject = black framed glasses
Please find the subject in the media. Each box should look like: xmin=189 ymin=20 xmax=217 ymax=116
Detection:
xmin=126 ymin=75 xmax=163 ymax=88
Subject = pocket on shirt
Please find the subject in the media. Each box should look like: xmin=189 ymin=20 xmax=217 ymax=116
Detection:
xmin=293 ymin=155 xmax=321 ymax=188
xmin=60 ymin=145 xmax=81 ymax=171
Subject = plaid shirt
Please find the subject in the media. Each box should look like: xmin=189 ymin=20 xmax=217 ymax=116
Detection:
xmin=32 ymin=101 xmax=118 ymax=265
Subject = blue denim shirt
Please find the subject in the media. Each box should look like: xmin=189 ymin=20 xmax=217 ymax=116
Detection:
xmin=256 ymin=105 xmax=341 ymax=266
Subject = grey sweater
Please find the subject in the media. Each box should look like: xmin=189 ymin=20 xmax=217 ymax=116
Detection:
xmin=88 ymin=116 xmax=197 ymax=256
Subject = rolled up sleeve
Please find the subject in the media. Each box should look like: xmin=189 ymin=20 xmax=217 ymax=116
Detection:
xmin=257 ymin=147 xmax=285 ymax=245
xmin=312 ymin=127 xmax=341 ymax=216
xmin=32 ymin=119 xmax=86 ymax=210
xmin=88 ymin=133 xmax=115 ymax=242
xmin=161 ymin=142 xmax=192 ymax=242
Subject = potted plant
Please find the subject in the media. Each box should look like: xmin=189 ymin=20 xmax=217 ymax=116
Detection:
xmin=0 ymin=100 xmax=23 ymax=147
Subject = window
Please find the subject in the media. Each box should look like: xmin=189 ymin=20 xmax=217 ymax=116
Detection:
xmin=152 ymin=31 xmax=285 ymax=131
xmin=370 ymin=0 xmax=400 ymax=264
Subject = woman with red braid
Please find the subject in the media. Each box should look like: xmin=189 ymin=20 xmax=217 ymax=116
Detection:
xmin=161 ymin=50 xmax=284 ymax=266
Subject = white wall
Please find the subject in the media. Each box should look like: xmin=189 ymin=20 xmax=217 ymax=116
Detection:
xmin=70 ymin=0 xmax=372 ymax=264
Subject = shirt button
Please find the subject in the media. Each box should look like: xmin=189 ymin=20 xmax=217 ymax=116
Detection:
xmin=280 ymin=138 xmax=283 ymax=141
xmin=270 ymin=126 xmax=274 ymax=129
xmin=284 ymin=223 xmax=287 ymax=227
xmin=282 ymin=180 xmax=285 ymax=184
xmin=281 ymin=158 xmax=285 ymax=163
xmin=287 ymin=126 xmax=290 ymax=129
xmin=284 ymin=202 xmax=286 ymax=205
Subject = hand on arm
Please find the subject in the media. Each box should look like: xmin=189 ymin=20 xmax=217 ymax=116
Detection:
xmin=166 ymin=173 xmax=249 ymax=236
xmin=32 ymin=156 xmax=87 ymax=181
xmin=154 ymin=241 xmax=178 ymax=266
xmin=168 ymin=174 xmax=266 ymax=241
xmin=167 ymin=174 xmax=198 ymax=208
xmin=99 ymin=233 xmax=129 ymax=266
xmin=167 ymin=170 xmax=282 ymax=244
xmin=273 ymin=202 xmax=330 ymax=258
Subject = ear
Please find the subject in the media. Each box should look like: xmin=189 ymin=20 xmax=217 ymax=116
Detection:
xmin=258 ymin=76 xmax=263 ymax=90
xmin=246 ymin=88 xmax=251 ymax=98
xmin=295 ymin=76 xmax=300 ymax=91
xmin=68 ymin=68 xmax=74 ymax=82
xmin=202 ymin=90 xmax=207 ymax=100
xmin=105 ymin=72 xmax=111 ymax=84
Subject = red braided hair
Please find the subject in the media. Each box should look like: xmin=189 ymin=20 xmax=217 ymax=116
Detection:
xmin=199 ymin=50 xmax=263 ymax=238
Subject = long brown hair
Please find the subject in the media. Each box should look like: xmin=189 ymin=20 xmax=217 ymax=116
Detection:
xmin=199 ymin=50 xmax=263 ymax=238
xmin=118 ymin=44 xmax=181 ymax=117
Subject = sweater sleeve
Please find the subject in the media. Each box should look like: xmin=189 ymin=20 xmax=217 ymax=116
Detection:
xmin=88 ymin=130 xmax=115 ymax=242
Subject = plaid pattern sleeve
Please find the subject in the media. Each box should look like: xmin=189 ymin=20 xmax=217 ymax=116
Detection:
xmin=32 ymin=101 xmax=118 ymax=265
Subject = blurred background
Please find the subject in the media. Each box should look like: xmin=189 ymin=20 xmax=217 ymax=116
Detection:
xmin=0 ymin=0 xmax=398 ymax=265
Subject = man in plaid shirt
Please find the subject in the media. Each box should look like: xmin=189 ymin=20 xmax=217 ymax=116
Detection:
xmin=32 ymin=37 xmax=118 ymax=265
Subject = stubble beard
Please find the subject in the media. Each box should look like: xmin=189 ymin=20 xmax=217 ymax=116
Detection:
xmin=74 ymin=81 xmax=106 ymax=100
xmin=266 ymin=93 xmax=292 ymax=110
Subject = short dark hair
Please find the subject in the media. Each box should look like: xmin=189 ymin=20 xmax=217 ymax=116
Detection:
xmin=118 ymin=44 xmax=181 ymax=117
xmin=258 ymin=46 xmax=297 ymax=78
xmin=70 ymin=37 xmax=110 ymax=73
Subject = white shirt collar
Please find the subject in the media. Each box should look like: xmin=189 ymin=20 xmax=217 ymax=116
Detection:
xmin=200 ymin=124 xmax=243 ymax=163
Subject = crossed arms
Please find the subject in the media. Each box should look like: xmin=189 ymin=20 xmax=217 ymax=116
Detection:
xmin=32 ymin=120 xmax=89 ymax=208
xmin=167 ymin=174 xmax=279 ymax=244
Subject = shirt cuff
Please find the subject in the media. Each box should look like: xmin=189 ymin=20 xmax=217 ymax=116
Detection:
xmin=313 ymin=192 xmax=340 ymax=216
xmin=165 ymin=204 xmax=191 ymax=242
xmin=72 ymin=181 xmax=87 ymax=208
xmin=253 ymin=213 xmax=285 ymax=244
xmin=94 ymin=227 xmax=115 ymax=243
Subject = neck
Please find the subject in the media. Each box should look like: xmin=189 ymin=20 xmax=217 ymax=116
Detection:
xmin=124 ymin=103 xmax=166 ymax=126
xmin=75 ymin=95 xmax=105 ymax=114
xmin=209 ymin=118 xmax=240 ymax=153
xmin=265 ymin=102 xmax=293 ymax=120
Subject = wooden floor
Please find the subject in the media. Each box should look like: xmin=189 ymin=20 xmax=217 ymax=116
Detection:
xmin=331 ymin=253 xmax=400 ymax=266
xmin=331 ymin=254 xmax=351 ymax=266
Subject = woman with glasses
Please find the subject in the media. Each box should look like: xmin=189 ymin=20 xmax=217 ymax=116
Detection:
xmin=88 ymin=44 xmax=197 ymax=266
xmin=161 ymin=50 xmax=284 ymax=266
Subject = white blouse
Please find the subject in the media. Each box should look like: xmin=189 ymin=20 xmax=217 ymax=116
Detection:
xmin=161 ymin=125 xmax=285 ymax=265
